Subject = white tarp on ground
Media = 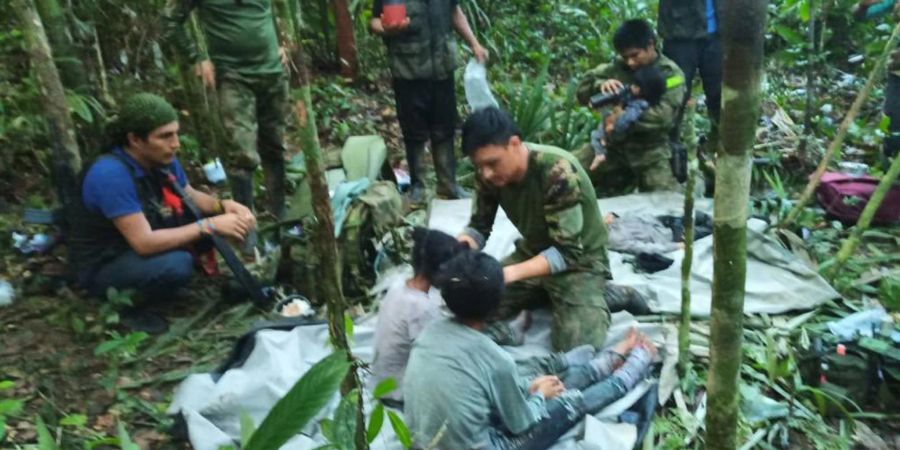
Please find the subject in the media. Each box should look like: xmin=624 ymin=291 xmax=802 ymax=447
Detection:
xmin=168 ymin=305 xmax=677 ymax=450
xmin=428 ymin=192 xmax=839 ymax=316
xmin=168 ymin=192 xmax=838 ymax=449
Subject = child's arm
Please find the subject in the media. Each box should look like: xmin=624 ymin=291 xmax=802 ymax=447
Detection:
xmin=609 ymin=99 xmax=651 ymax=140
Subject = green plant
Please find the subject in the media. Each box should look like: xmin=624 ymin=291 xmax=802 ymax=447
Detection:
xmin=0 ymin=380 xmax=25 ymax=442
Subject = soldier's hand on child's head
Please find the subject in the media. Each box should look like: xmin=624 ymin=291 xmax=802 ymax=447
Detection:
xmin=600 ymin=79 xmax=624 ymax=95
xmin=589 ymin=154 xmax=606 ymax=171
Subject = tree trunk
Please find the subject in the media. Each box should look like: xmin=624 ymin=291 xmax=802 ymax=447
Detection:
xmin=781 ymin=21 xmax=900 ymax=228
xmin=824 ymin=153 xmax=900 ymax=280
xmin=679 ymin=101 xmax=698 ymax=375
xmin=14 ymin=0 xmax=82 ymax=221
xmin=287 ymin=22 xmax=368 ymax=447
xmin=34 ymin=0 xmax=88 ymax=93
xmin=332 ymin=0 xmax=358 ymax=79
xmin=705 ymin=0 xmax=767 ymax=448
xmin=797 ymin=0 xmax=816 ymax=160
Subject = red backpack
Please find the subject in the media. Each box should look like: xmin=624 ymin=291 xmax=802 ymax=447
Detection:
xmin=816 ymin=172 xmax=900 ymax=225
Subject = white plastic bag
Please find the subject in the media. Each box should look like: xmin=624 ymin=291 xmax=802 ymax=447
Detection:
xmin=463 ymin=59 xmax=498 ymax=111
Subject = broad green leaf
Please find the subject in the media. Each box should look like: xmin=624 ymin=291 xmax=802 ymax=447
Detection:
xmin=0 ymin=380 xmax=14 ymax=390
xmin=59 ymin=414 xmax=87 ymax=427
xmin=344 ymin=313 xmax=355 ymax=342
xmin=94 ymin=339 xmax=123 ymax=356
xmin=245 ymin=351 xmax=351 ymax=450
xmin=320 ymin=418 xmax=335 ymax=442
xmin=331 ymin=390 xmax=358 ymax=450
xmin=372 ymin=378 xmax=397 ymax=399
xmin=366 ymin=403 xmax=384 ymax=444
xmin=0 ymin=417 xmax=6 ymax=441
xmin=239 ymin=410 xmax=256 ymax=444
xmin=65 ymin=93 xmax=92 ymax=124
xmin=117 ymin=422 xmax=140 ymax=450
xmin=36 ymin=416 xmax=59 ymax=450
xmin=387 ymin=410 xmax=411 ymax=449
xmin=0 ymin=399 xmax=24 ymax=416
xmin=799 ymin=0 xmax=810 ymax=22
xmin=774 ymin=25 xmax=804 ymax=46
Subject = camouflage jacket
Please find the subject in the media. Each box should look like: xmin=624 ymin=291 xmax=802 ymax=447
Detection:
xmin=658 ymin=0 xmax=721 ymax=41
xmin=463 ymin=144 xmax=609 ymax=274
xmin=379 ymin=0 xmax=458 ymax=80
xmin=161 ymin=0 xmax=283 ymax=76
xmin=576 ymin=55 xmax=685 ymax=165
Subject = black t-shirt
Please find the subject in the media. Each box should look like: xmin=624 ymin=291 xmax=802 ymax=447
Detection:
xmin=372 ymin=0 xmax=458 ymax=16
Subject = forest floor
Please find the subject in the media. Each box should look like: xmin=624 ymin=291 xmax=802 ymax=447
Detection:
xmin=1 ymin=76 xmax=899 ymax=449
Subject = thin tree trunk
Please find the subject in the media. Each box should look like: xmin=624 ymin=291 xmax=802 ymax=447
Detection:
xmin=705 ymin=0 xmax=767 ymax=448
xmin=798 ymin=0 xmax=816 ymax=160
xmin=679 ymin=101 xmax=698 ymax=375
xmin=332 ymin=0 xmax=358 ymax=79
xmin=824 ymin=154 xmax=900 ymax=280
xmin=14 ymin=0 xmax=82 ymax=221
xmin=781 ymin=21 xmax=900 ymax=228
xmin=92 ymin=27 xmax=114 ymax=107
xmin=34 ymin=0 xmax=88 ymax=93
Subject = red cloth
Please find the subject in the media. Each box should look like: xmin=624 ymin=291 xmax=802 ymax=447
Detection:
xmin=815 ymin=172 xmax=900 ymax=225
xmin=161 ymin=186 xmax=184 ymax=217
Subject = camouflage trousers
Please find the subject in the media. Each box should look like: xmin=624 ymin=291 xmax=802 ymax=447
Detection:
xmin=484 ymin=253 xmax=611 ymax=352
xmin=575 ymin=143 xmax=680 ymax=197
xmin=218 ymin=71 xmax=289 ymax=171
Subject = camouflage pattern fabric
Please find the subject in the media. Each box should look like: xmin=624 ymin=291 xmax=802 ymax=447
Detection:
xmin=574 ymin=142 xmax=680 ymax=196
xmin=217 ymin=72 xmax=289 ymax=171
xmin=380 ymin=0 xmax=457 ymax=80
xmin=576 ymin=55 xmax=685 ymax=194
xmin=482 ymin=251 xmax=611 ymax=352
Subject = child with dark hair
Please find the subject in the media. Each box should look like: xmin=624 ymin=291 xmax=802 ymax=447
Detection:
xmin=405 ymin=251 xmax=657 ymax=450
xmin=370 ymin=227 xmax=467 ymax=403
xmin=589 ymin=65 xmax=667 ymax=170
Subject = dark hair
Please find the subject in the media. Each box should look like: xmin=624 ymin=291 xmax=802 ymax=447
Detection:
xmin=632 ymin=66 xmax=666 ymax=106
xmin=434 ymin=251 xmax=504 ymax=321
xmin=411 ymin=227 xmax=467 ymax=282
xmin=613 ymin=19 xmax=656 ymax=53
xmin=461 ymin=107 xmax=521 ymax=158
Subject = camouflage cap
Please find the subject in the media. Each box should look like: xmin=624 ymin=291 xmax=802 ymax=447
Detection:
xmin=117 ymin=92 xmax=178 ymax=136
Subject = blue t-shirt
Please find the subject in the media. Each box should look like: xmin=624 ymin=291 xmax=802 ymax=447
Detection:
xmin=706 ymin=0 xmax=718 ymax=34
xmin=82 ymin=147 xmax=189 ymax=219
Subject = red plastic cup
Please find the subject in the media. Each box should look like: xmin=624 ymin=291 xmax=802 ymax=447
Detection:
xmin=382 ymin=0 xmax=407 ymax=27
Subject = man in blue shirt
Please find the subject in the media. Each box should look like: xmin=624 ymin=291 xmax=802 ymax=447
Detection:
xmin=69 ymin=93 xmax=255 ymax=329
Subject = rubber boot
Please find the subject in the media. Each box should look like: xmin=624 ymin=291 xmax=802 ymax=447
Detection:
xmin=431 ymin=138 xmax=469 ymax=199
xmin=405 ymin=141 xmax=427 ymax=205
xmin=604 ymin=283 xmax=651 ymax=315
xmin=229 ymin=170 xmax=257 ymax=257
xmin=262 ymin=158 xmax=286 ymax=221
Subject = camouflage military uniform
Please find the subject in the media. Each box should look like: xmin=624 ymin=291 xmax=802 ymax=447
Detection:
xmin=374 ymin=0 xmax=462 ymax=198
xmin=855 ymin=1 xmax=900 ymax=163
xmin=576 ymin=55 xmax=685 ymax=195
xmin=462 ymin=144 xmax=611 ymax=351
xmin=162 ymin=0 xmax=288 ymax=218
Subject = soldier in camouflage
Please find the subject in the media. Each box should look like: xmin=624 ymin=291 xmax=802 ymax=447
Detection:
xmin=369 ymin=0 xmax=487 ymax=203
xmin=161 ymin=0 xmax=289 ymax=239
xmin=577 ymin=19 xmax=686 ymax=195
xmin=855 ymin=0 xmax=900 ymax=164
xmin=457 ymin=107 xmax=613 ymax=351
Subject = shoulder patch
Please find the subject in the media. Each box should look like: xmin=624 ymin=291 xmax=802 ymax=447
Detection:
xmin=666 ymin=75 xmax=685 ymax=89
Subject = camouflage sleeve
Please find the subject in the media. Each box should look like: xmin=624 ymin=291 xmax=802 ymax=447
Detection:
xmin=576 ymin=63 xmax=616 ymax=106
xmin=463 ymin=178 xmax=499 ymax=248
xmin=622 ymin=73 xmax=685 ymax=138
xmin=160 ymin=0 xmax=204 ymax=64
xmin=542 ymin=158 xmax=589 ymax=273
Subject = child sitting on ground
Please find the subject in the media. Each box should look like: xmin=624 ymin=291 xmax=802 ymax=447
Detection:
xmin=369 ymin=228 xmax=467 ymax=404
xmin=404 ymin=251 xmax=657 ymax=450
xmin=589 ymin=65 xmax=667 ymax=170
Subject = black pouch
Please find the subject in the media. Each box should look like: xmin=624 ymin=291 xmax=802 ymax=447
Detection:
xmin=670 ymin=140 xmax=687 ymax=183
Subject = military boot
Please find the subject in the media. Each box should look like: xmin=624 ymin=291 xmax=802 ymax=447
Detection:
xmin=431 ymin=139 xmax=469 ymax=199
xmin=262 ymin=158 xmax=286 ymax=221
xmin=604 ymin=283 xmax=651 ymax=315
